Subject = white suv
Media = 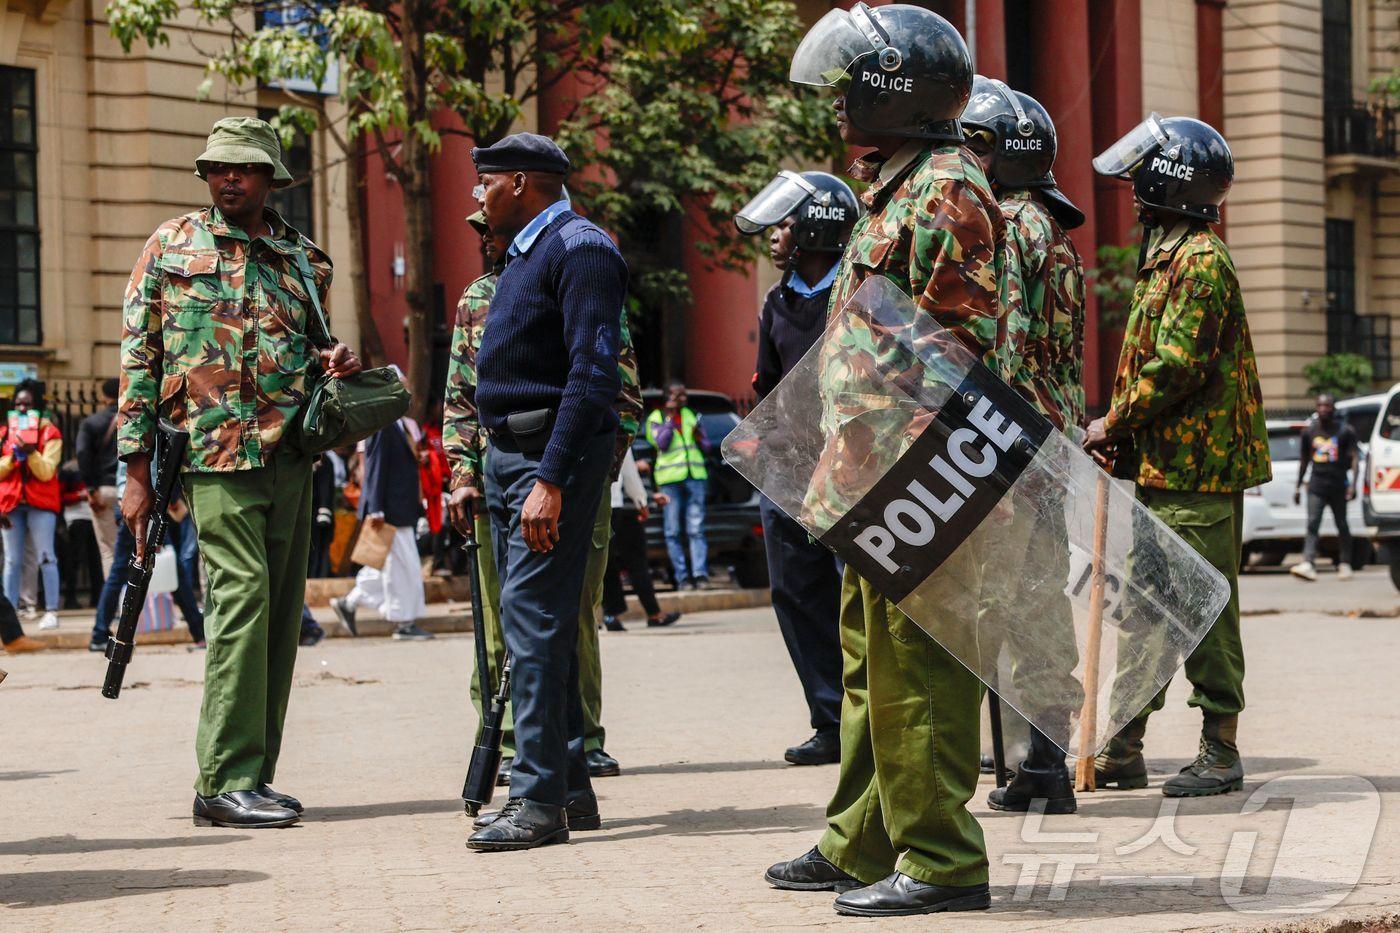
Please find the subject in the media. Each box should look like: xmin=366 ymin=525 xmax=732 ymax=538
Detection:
xmin=1241 ymin=395 xmax=1381 ymax=569
xmin=1362 ymin=386 xmax=1400 ymax=588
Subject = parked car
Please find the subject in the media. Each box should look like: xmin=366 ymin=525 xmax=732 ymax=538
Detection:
xmin=1362 ymin=386 xmax=1400 ymax=588
xmin=1241 ymin=394 xmax=1381 ymax=569
xmin=631 ymin=389 xmax=768 ymax=588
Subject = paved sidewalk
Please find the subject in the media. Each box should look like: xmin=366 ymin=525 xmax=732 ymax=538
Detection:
xmin=1 ymin=605 xmax=1397 ymax=930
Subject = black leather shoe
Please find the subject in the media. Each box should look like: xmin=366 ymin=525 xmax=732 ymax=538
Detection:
xmin=646 ymin=612 xmax=681 ymax=628
xmin=785 ymin=731 xmax=840 ymax=766
xmin=193 ymin=790 xmax=300 ymax=828
xmin=88 ymin=635 xmax=109 ymax=652
xmin=833 ymin=872 xmax=990 ymax=916
xmin=603 ymin=615 xmax=626 ymax=632
xmin=466 ymin=798 xmax=569 ymax=851
xmin=257 ymin=783 xmax=304 ymax=814
xmin=988 ymin=730 xmax=1076 ymax=814
xmin=330 ymin=596 xmax=357 ymax=637
xmin=764 ymin=847 xmax=862 ymax=892
xmin=980 ymin=753 xmax=995 ymax=774
xmin=474 ymin=794 xmax=600 ymax=831
xmin=495 ymin=756 xmax=513 ymax=788
xmin=587 ymin=748 xmax=620 ymax=777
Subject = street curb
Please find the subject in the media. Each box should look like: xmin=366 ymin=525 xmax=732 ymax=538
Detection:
xmin=20 ymin=586 xmax=773 ymax=651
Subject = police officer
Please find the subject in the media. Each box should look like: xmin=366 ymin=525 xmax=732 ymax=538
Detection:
xmin=1084 ymin=115 xmax=1271 ymax=796
xmin=463 ymin=133 xmax=628 ymax=850
xmin=735 ymin=170 xmax=857 ymax=766
xmin=442 ymin=207 xmax=642 ymax=796
xmin=763 ymin=4 xmax=1005 ymax=916
xmin=119 ymin=117 xmax=362 ymax=827
xmin=960 ymin=76 xmax=1086 ymax=814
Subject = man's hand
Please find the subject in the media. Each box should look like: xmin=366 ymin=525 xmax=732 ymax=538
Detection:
xmin=521 ymin=479 xmax=562 ymax=553
xmin=366 ymin=513 xmax=385 ymax=531
xmin=122 ymin=454 xmax=155 ymax=562
xmin=653 ymin=491 xmax=670 ymax=507
xmin=637 ymin=505 xmax=650 ymax=522
xmin=321 ymin=343 xmax=363 ymax=379
xmin=1293 ymin=487 xmax=1302 ymax=506
xmin=1082 ymin=417 xmax=1111 ymax=451
xmin=448 ymin=485 xmax=481 ymax=535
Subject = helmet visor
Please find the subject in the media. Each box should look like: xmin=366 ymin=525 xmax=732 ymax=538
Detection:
xmin=735 ymin=171 xmax=817 ymax=234
xmin=1092 ymin=113 xmax=1169 ymax=178
xmin=790 ymin=6 xmax=881 ymax=87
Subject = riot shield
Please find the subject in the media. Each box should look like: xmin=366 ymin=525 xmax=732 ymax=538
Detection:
xmin=722 ymin=276 xmax=1229 ymax=756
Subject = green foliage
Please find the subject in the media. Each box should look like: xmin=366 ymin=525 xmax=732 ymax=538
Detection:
xmin=557 ymin=0 xmax=843 ymax=315
xmin=1304 ymin=353 xmax=1374 ymax=399
xmin=1088 ymin=237 xmax=1139 ymax=330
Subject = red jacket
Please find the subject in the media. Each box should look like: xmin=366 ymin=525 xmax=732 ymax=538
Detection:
xmin=0 ymin=416 xmax=63 ymax=514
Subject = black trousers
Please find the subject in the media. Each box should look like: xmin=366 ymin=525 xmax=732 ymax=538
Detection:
xmin=0 ymin=590 xmax=22 ymax=644
xmin=1303 ymin=487 xmax=1351 ymax=564
xmin=603 ymin=507 xmax=662 ymax=618
xmin=759 ymin=497 xmax=843 ymax=735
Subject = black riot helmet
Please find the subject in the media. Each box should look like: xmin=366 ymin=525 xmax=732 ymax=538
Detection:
xmin=790 ymin=3 xmax=973 ymax=142
xmin=1093 ymin=113 xmax=1234 ymax=223
xmin=960 ymin=75 xmax=1056 ymax=188
xmin=735 ymin=170 xmax=860 ymax=254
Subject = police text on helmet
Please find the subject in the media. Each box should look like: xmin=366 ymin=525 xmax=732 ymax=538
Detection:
xmin=1003 ymin=137 xmax=1043 ymax=151
xmin=806 ymin=203 xmax=847 ymax=222
xmin=1150 ymin=155 xmax=1194 ymax=181
xmin=852 ymin=397 xmax=1023 ymax=575
xmin=864 ymin=72 xmax=914 ymax=93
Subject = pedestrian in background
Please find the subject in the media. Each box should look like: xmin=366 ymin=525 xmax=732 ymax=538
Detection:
xmin=1290 ymin=393 xmax=1357 ymax=582
xmin=1 ymin=383 xmax=63 ymax=631
xmin=645 ymin=381 xmax=710 ymax=590
xmin=332 ymin=392 xmax=432 ymax=642
xmin=76 ymin=378 xmax=121 ymax=577
xmin=601 ymin=448 xmax=678 ymax=631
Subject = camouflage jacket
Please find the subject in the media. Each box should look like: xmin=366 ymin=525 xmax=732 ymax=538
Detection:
xmin=1104 ymin=221 xmax=1271 ymax=492
xmin=441 ymin=270 xmax=642 ymax=492
xmin=1000 ymin=191 xmax=1086 ymax=430
xmin=119 ymin=206 xmax=330 ymax=472
xmin=806 ymin=141 xmax=1009 ymax=530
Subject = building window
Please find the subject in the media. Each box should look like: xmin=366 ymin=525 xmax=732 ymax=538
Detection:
xmin=261 ymin=109 xmax=314 ymax=239
xmin=0 ymin=67 xmax=38 ymax=346
xmin=1326 ymin=218 xmax=1392 ymax=381
xmin=1326 ymin=219 xmax=1355 ymax=317
xmin=1321 ymin=0 xmax=1352 ymax=108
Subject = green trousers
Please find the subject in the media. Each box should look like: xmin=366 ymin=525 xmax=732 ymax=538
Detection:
xmin=469 ymin=484 xmax=611 ymax=756
xmin=185 ymin=444 xmax=313 ymax=797
xmin=818 ymin=564 xmax=988 ymax=887
xmin=1129 ymin=487 xmax=1245 ymax=726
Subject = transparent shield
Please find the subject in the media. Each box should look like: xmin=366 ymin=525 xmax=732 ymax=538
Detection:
xmin=722 ymin=276 xmax=1229 ymax=756
xmin=735 ymin=171 xmax=815 ymax=234
xmin=1092 ymin=113 xmax=1169 ymax=178
xmin=790 ymin=7 xmax=877 ymax=87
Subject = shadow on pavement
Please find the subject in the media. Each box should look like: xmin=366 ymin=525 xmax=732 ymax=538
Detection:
xmin=0 ymin=769 xmax=76 ymax=782
xmin=311 ymin=798 xmax=463 ymax=823
xmin=0 ymin=834 xmax=250 ymax=857
xmin=986 ymin=875 xmax=1361 ymax=920
xmin=622 ymin=759 xmax=794 ymax=776
xmin=576 ymin=802 xmax=824 ymax=843
xmin=0 ymin=868 xmax=269 ymax=908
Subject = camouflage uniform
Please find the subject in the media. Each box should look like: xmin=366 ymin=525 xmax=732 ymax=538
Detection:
xmin=1101 ymin=220 xmax=1271 ymax=760
xmin=443 ymin=269 xmax=642 ymax=758
xmin=119 ymin=204 xmax=327 ymax=798
xmin=815 ymin=141 xmax=1006 ymax=889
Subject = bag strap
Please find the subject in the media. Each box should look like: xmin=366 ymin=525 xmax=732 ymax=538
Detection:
xmin=293 ymin=249 xmax=335 ymax=350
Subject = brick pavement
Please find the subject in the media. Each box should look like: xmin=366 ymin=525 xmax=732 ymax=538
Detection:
xmin=2 ymin=605 xmax=1399 ymax=931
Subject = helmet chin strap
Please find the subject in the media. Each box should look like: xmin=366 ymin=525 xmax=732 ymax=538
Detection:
xmin=1136 ymin=209 xmax=1160 ymax=270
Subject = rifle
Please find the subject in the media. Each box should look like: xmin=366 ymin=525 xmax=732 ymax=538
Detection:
xmin=460 ymin=499 xmax=511 ymax=815
xmin=102 ymin=421 xmax=189 ymax=700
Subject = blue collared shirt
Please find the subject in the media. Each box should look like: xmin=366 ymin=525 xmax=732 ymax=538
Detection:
xmin=509 ymin=198 xmax=572 ymax=258
xmin=785 ymin=259 xmax=840 ymax=298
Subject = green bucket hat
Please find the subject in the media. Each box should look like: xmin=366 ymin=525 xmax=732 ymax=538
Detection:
xmin=194 ymin=116 xmax=294 ymax=188
xmin=466 ymin=209 xmax=489 ymax=235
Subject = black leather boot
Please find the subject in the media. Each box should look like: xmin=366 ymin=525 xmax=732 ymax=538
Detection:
xmin=764 ymin=847 xmax=862 ymax=892
xmin=466 ymin=798 xmax=569 ymax=851
xmin=1162 ymin=713 xmax=1243 ymax=797
xmin=833 ymin=872 xmax=990 ymax=916
xmin=193 ymin=790 xmax=300 ymax=828
xmin=784 ymin=731 xmax=840 ymax=766
xmin=474 ymin=793 xmax=600 ymax=831
xmin=256 ymin=783 xmax=304 ymax=813
xmin=1094 ymin=718 xmax=1149 ymax=789
xmin=988 ymin=729 xmax=1076 ymax=813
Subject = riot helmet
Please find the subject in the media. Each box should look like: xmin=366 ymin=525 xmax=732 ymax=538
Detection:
xmin=1036 ymin=173 xmax=1087 ymax=231
xmin=735 ymin=170 xmax=860 ymax=253
xmin=790 ymin=3 xmax=973 ymax=142
xmin=960 ymin=75 xmax=1057 ymax=189
xmin=1093 ymin=114 xmax=1233 ymax=222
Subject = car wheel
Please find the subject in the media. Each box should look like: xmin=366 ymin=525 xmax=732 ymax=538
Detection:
xmin=1390 ymin=549 xmax=1400 ymax=592
xmin=1253 ymin=547 xmax=1287 ymax=567
xmin=1351 ymin=539 xmax=1373 ymax=569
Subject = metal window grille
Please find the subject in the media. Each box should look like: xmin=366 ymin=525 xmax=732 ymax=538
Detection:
xmin=0 ymin=67 xmax=39 ymax=346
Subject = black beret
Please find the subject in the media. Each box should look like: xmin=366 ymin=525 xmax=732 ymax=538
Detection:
xmin=471 ymin=133 xmax=571 ymax=176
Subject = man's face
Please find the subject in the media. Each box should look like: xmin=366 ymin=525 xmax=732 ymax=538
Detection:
xmin=476 ymin=172 xmax=524 ymax=236
xmin=1317 ymin=396 xmax=1337 ymax=421
xmin=964 ymin=129 xmax=996 ymax=178
xmin=479 ymin=228 xmax=511 ymax=265
xmin=666 ymin=385 xmax=687 ymax=408
xmin=834 ymin=94 xmax=876 ymax=147
xmin=13 ymin=390 xmax=32 ymax=412
xmin=205 ymin=162 xmax=274 ymax=219
xmin=769 ymin=218 xmax=796 ymax=270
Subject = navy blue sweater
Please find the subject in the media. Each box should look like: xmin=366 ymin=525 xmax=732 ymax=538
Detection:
xmin=476 ymin=210 xmax=627 ymax=485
